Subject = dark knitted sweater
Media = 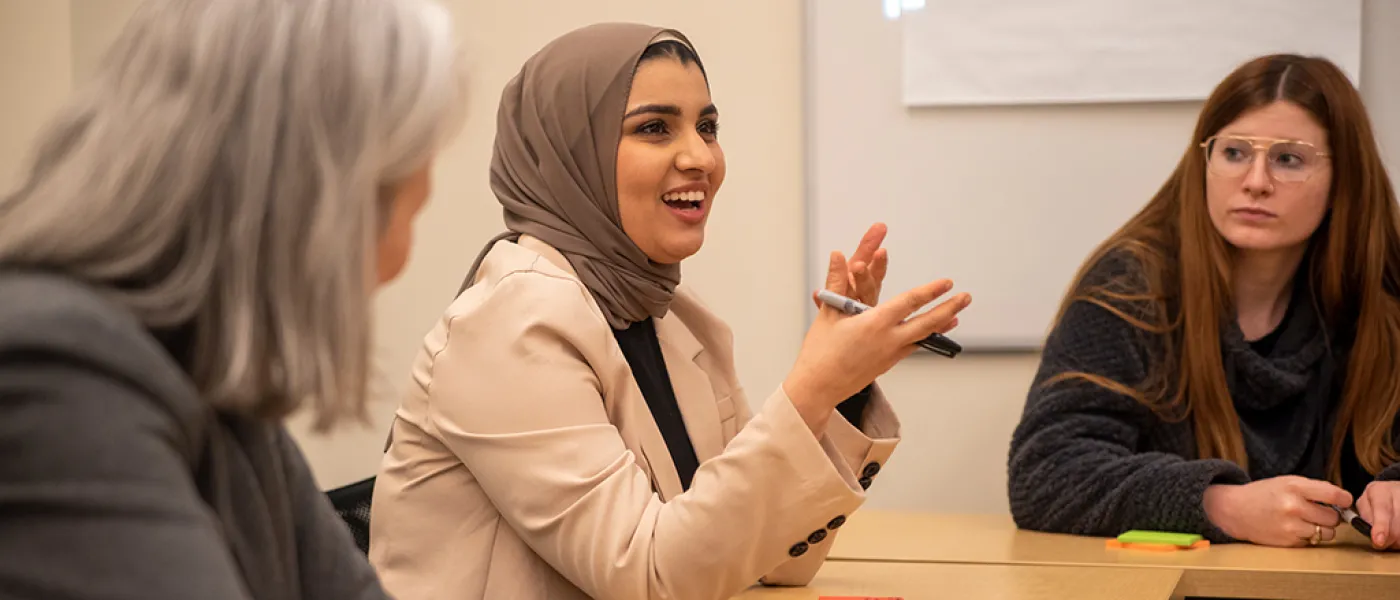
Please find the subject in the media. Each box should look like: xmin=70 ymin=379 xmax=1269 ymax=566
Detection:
xmin=1007 ymin=253 xmax=1400 ymax=542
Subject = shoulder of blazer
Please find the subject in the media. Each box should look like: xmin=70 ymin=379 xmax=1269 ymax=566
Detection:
xmin=444 ymin=240 xmax=612 ymax=343
xmin=0 ymin=269 xmax=208 ymax=466
xmin=454 ymin=238 xmax=596 ymax=307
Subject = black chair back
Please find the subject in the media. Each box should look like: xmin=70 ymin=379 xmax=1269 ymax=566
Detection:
xmin=326 ymin=476 xmax=375 ymax=554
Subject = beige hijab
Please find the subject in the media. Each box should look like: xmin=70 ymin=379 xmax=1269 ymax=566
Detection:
xmin=465 ymin=23 xmax=701 ymax=329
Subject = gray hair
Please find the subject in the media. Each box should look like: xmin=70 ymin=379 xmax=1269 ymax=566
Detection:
xmin=0 ymin=0 xmax=467 ymax=429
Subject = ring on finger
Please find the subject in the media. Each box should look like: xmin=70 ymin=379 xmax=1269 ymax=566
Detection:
xmin=1309 ymin=524 xmax=1322 ymax=546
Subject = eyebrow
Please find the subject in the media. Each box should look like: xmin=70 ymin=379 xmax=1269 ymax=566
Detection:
xmin=623 ymin=103 xmax=720 ymax=120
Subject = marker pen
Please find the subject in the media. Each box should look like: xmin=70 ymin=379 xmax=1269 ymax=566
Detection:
xmin=814 ymin=289 xmax=962 ymax=358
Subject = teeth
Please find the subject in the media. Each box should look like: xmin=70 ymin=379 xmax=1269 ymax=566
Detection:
xmin=662 ymin=190 xmax=705 ymax=203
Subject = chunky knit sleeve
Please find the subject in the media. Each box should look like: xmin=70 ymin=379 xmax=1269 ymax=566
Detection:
xmin=1007 ymin=253 xmax=1249 ymax=541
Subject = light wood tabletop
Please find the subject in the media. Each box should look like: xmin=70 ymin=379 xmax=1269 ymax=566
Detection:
xmin=823 ymin=511 xmax=1400 ymax=599
xmin=732 ymin=561 xmax=1185 ymax=600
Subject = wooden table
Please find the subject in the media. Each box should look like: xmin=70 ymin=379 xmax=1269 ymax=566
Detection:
xmin=824 ymin=511 xmax=1400 ymax=599
xmin=733 ymin=562 xmax=1185 ymax=600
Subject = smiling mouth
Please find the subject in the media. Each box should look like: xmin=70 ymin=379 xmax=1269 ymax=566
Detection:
xmin=662 ymin=190 xmax=705 ymax=211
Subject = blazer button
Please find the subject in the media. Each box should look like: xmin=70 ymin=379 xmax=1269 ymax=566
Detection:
xmin=858 ymin=476 xmax=873 ymax=490
xmin=862 ymin=462 xmax=881 ymax=478
xmin=807 ymin=529 xmax=828 ymax=545
xmin=827 ymin=515 xmax=847 ymax=530
xmin=788 ymin=542 xmax=809 ymax=557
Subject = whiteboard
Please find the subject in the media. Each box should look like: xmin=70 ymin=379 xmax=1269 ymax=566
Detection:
xmin=902 ymin=0 xmax=1362 ymax=106
xmin=806 ymin=1 xmax=1363 ymax=350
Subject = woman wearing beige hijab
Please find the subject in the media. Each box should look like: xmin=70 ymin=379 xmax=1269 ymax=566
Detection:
xmin=369 ymin=23 xmax=970 ymax=600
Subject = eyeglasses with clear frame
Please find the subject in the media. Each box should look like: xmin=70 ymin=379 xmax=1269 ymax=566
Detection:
xmin=1198 ymin=135 xmax=1331 ymax=184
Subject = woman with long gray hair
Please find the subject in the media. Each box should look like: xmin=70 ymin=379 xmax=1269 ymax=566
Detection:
xmin=0 ymin=0 xmax=466 ymax=598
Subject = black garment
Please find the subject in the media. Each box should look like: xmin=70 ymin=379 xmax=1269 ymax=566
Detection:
xmin=612 ymin=318 xmax=871 ymax=492
xmin=838 ymin=386 xmax=872 ymax=430
xmin=612 ymin=319 xmax=703 ymax=490
xmin=1007 ymin=252 xmax=1400 ymax=541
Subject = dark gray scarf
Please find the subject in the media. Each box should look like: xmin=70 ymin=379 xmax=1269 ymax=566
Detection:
xmin=1224 ymin=283 xmax=1341 ymax=480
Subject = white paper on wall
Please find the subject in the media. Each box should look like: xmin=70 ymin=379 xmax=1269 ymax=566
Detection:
xmin=902 ymin=0 xmax=1362 ymax=106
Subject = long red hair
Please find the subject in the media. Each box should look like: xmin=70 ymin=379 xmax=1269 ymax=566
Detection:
xmin=1050 ymin=54 xmax=1400 ymax=480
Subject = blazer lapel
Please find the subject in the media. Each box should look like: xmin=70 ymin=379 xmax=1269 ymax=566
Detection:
xmin=653 ymin=312 xmax=726 ymax=464
xmin=636 ymin=420 xmax=685 ymax=501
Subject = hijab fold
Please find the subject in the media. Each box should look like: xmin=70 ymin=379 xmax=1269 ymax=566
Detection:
xmin=462 ymin=23 xmax=697 ymax=329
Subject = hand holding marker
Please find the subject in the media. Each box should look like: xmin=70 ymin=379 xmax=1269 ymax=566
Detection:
xmin=814 ymin=289 xmax=963 ymax=358
xmin=1330 ymin=504 xmax=1373 ymax=537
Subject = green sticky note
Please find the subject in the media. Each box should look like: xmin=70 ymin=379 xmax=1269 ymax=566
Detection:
xmin=1116 ymin=530 xmax=1202 ymax=547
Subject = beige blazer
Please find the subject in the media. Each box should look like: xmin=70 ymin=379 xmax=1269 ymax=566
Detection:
xmin=369 ymin=236 xmax=900 ymax=600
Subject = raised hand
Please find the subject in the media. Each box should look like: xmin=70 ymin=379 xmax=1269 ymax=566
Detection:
xmin=786 ymin=249 xmax=970 ymax=435
xmin=813 ymin=223 xmax=890 ymax=309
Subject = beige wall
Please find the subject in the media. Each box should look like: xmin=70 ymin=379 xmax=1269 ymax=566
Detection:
xmin=69 ymin=0 xmax=144 ymax=84
xmin=3 ymin=1 xmax=1397 ymax=515
xmin=1362 ymin=0 xmax=1400 ymax=172
xmin=0 ymin=0 xmax=71 ymax=191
